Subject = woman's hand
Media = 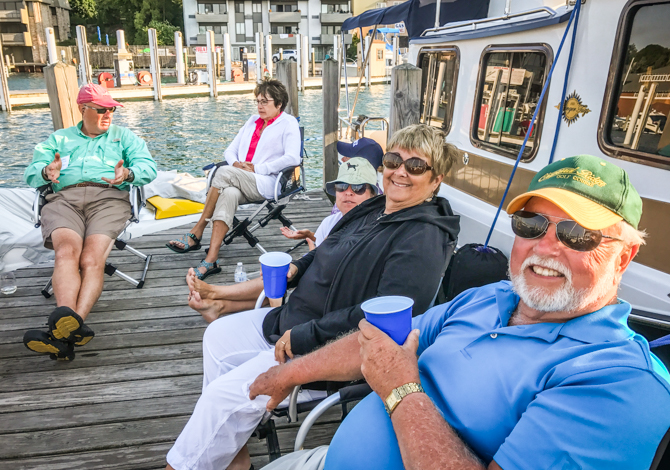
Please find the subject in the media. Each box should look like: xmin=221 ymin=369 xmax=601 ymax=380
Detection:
xmin=241 ymin=162 xmax=255 ymax=173
xmin=275 ymin=329 xmax=293 ymax=363
xmin=287 ymin=263 xmax=298 ymax=281
xmin=232 ymin=161 xmax=244 ymax=169
xmin=358 ymin=319 xmax=421 ymax=400
xmin=280 ymin=227 xmax=315 ymax=241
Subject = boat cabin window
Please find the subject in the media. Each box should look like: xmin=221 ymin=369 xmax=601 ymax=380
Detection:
xmin=419 ymin=49 xmax=459 ymax=134
xmin=600 ymin=1 xmax=670 ymax=168
xmin=472 ymin=47 xmax=550 ymax=161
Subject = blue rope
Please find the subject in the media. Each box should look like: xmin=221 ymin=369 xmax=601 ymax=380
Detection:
xmin=483 ymin=4 xmax=580 ymax=249
xmin=548 ymin=0 xmax=582 ymax=164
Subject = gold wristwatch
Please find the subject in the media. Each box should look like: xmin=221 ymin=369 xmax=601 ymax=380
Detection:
xmin=384 ymin=382 xmax=424 ymax=416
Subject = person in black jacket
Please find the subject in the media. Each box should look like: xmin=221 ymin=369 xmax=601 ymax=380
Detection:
xmin=165 ymin=124 xmax=461 ymax=470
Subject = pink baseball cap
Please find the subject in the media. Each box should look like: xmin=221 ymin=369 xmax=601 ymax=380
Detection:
xmin=76 ymin=83 xmax=123 ymax=107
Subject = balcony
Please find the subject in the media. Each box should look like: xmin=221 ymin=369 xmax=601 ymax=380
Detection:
xmin=320 ymin=12 xmax=352 ymax=24
xmin=195 ymin=13 xmax=228 ymax=23
xmin=320 ymin=33 xmax=352 ymax=45
xmin=0 ymin=8 xmax=29 ymax=24
xmin=269 ymin=11 xmax=301 ymax=23
xmin=271 ymin=34 xmax=299 ymax=46
xmin=196 ymin=33 xmax=224 ymax=45
xmin=1 ymin=31 xmax=31 ymax=46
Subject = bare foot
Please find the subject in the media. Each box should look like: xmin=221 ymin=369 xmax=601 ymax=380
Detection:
xmin=188 ymin=290 xmax=227 ymax=323
xmin=168 ymin=232 xmax=200 ymax=250
xmin=186 ymin=268 xmax=217 ymax=299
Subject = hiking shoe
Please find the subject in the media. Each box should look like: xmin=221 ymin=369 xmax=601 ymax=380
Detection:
xmin=50 ymin=341 xmax=75 ymax=361
xmin=48 ymin=306 xmax=84 ymax=342
xmin=71 ymin=323 xmax=95 ymax=347
xmin=23 ymin=329 xmax=69 ymax=356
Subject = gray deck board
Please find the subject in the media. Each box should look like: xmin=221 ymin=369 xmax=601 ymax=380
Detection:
xmin=0 ymin=191 xmax=343 ymax=469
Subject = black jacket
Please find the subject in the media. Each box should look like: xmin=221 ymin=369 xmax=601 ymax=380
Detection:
xmin=262 ymin=195 xmax=460 ymax=355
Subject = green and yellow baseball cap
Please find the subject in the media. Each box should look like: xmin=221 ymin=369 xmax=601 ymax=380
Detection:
xmin=506 ymin=155 xmax=643 ymax=230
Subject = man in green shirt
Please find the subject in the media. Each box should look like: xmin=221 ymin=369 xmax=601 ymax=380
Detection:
xmin=22 ymin=83 xmax=157 ymax=361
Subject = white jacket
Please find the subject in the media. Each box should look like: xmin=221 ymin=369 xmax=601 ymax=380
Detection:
xmin=224 ymin=112 xmax=301 ymax=199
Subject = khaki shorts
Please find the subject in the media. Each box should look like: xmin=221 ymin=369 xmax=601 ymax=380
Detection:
xmin=40 ymin=186 xmax=131 ymax=249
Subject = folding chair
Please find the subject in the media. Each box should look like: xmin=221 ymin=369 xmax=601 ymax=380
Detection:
xmin=32 ymin=184 xmax=152 ymax=298
xmin=202 ymin=127 xmax=306 ymax=255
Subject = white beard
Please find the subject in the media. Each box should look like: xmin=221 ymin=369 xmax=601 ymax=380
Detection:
xmin=509 ymin=254 xmax=617 ymax=313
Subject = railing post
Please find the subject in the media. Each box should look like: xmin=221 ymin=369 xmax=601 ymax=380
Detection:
xmin=0 ymin=34 xmax=11 ymax=113
xmin=322 ymin=58 xmax=339 ymax=199
xmin=265 ymin=35 xmax=273 ymax=78
xmin=224 ymin=33 xmax=232 ymax=81
xmin=206 ymin=30 xmax=218 ymax=97
xmin=175 ymin=31 xmax=185 ymax=84
xmin=148 ymin=28 xmax=162 ymax=101
xmin=45 ymin=27 xmax=58 ymax=64
xmin=76 ymin=25 xmax=92 ymax=84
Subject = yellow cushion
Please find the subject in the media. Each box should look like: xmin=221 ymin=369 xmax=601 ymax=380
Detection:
xmin=147 ymin=196 xmax=205 ymax=220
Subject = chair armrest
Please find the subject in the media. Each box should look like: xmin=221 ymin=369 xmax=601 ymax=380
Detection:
xmin=274 ymin=164 xmax=303 ymax=202
xmin=293 ymin=392 xmax=342 ymax=452
xmin=129 ymin=184 xmax=144 ymax=224
xmin=32 ymin=184 xmax=53 ymax=228
xmin=205 ymin=161 xmax=228 ymax=191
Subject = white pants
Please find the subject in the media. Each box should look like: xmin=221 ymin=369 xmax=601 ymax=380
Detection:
xmin=167 ymin=307 xmax=327 ymax=470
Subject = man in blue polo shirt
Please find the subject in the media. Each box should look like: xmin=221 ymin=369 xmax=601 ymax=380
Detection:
xmin=250 ymin=155 xmax=670 ymax=470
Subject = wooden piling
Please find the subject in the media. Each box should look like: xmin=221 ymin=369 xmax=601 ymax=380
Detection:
xmin=389 ymin=63 xmax=422 ymax=137
xmin=276 ymin=60 xmax=299 ymax=117
xmin=322 ymin=58 xmax=339 ymax=198
xmin=0 ymin=34 xmax=11 ymax=113
xmin=148 ymin=28 xmax=163 ymax=101
xmin=44 ymin=62 xmax=81 ymax=131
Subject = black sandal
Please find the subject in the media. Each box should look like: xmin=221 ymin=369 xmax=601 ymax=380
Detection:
xmin=166 ymin=233 xmax=202 ymax=253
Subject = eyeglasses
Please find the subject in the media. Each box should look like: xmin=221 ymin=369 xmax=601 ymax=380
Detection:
xmin=510 ymin=211 xmax=624 ymax=252
xmin=83 ymin=105 xmax=116 ymax=114
xmin=254 ymin=98 xmax=274 ymax=107
xmin=334 ymin=182 xmax=369 ymax=195
xmin=382 ymin=152 xmax=434 ymax=176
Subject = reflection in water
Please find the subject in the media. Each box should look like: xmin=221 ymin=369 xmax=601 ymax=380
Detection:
xmin=0 ymin=84 xmax=391 ymax=188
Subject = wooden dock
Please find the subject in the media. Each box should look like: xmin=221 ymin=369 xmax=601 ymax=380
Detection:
xmin=0 ymin=191 xmax=343 ymax=469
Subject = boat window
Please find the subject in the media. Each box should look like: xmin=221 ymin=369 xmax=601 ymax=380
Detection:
xmin=418 ymin=49 xmax=459 ymax=134
xmin=472 ymin=48 xmax=549 ymax=161
xmin=600 ymin=1 xmax=670 ymax=167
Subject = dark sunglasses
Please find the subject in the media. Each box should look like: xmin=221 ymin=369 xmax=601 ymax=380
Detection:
xmin=83 ymin=105 xmax=116 ymax=114
xmin=510 ymin=211 xmax=623 ymax=252
xmin=334 ymin=182 xmax=369 ymax=195
xmin=382 ymin=152 xmax=434 ymax=175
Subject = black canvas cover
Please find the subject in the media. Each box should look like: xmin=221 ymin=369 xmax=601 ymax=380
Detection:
xmin=441 ymin=243 xmax=509 ymax=302
xmin=342 ymin=0 xmax=490 ymax=39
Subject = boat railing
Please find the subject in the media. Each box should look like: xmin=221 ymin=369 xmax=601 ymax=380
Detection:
xmin=337 ymin=115 xmax=389 ymax=143
xmin=421 ymin=6 xmax=558 ymax=37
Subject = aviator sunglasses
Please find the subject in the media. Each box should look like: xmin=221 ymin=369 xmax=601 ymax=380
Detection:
xmin=334 ymin=182 xmax=369 ymax=195
xmin=510 ymin=211 xmax=624 ymax=252
xmin=83 ymin=105 xmax=116 ymax=114
xmin=382 ymin=152 xmax=434 ymax=175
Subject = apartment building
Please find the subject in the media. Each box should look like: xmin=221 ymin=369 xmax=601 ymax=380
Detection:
xmin=0 ymin=0 xmax=70 ymax=64
xmin=183 ymin=0 xmax=352 ymax=61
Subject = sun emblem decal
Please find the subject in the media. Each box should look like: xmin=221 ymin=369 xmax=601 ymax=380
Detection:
xmin=555 ymin=91 xmax=592 ymax=126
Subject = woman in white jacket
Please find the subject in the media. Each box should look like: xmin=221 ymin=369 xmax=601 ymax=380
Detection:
xmin=167 ymin=79 xmax=301 ymax=279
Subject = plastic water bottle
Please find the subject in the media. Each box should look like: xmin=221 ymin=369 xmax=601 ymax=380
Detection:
xmin=234 ymin=262 xmax=248 ymax=283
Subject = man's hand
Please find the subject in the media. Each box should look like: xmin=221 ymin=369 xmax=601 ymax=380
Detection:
xmin=280 ymin=227 xmax=316 ymax=241
xmin=101 ymin=160 xmax=129 ymax=185
xmin=358 ymin=319 xmax=421 ymax=400
xmin=275 ymin=329 xmax=294 ymax=363
xmin=249 ymin=363 xmax=296 ymax=411
xmin=287 ymin=263 xmax=298 ymax=281
xmin=44 ymin=152 xmax=63 ymax=183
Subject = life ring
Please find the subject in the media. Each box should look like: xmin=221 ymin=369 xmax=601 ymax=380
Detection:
xmin=137 ymin=71 xmax=153 ymax=86
xmin=97 ymin=72 xmax=114 ymax=88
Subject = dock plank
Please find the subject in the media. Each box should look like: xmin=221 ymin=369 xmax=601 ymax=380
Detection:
xmin=0 ymin=191 xmax=340 ymax=468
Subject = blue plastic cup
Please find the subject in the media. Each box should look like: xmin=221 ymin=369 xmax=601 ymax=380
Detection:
xmin=260 ymin=252 xmax=293 ymax=299
xmin=361 ymin=296 xmax=414 ymax=344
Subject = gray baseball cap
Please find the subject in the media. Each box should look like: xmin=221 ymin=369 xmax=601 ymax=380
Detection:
xmin=325 ymin=157 xmax=379 ymax=196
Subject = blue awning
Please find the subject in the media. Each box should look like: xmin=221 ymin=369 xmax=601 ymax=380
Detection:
xmin=342 ymin=0 xmax=491 ymax=39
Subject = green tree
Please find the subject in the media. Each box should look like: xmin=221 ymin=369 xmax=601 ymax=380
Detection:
xmin=70 ymin=0 xmax=97 ymax=19
xmin=347 ymin=33 xmax=360 ymax=60
xmin=134 ymin=19 xmax=181 ymax=45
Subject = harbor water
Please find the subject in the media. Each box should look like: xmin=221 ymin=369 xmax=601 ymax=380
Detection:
xmin=0 ymin=75 xmax=391 ymax=190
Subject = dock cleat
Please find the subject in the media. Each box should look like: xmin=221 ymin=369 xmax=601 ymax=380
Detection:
xmin=23 ymin=329 xmax=70 ymax=357
xmin=48 ymin=306 xmax=84 ymax=342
